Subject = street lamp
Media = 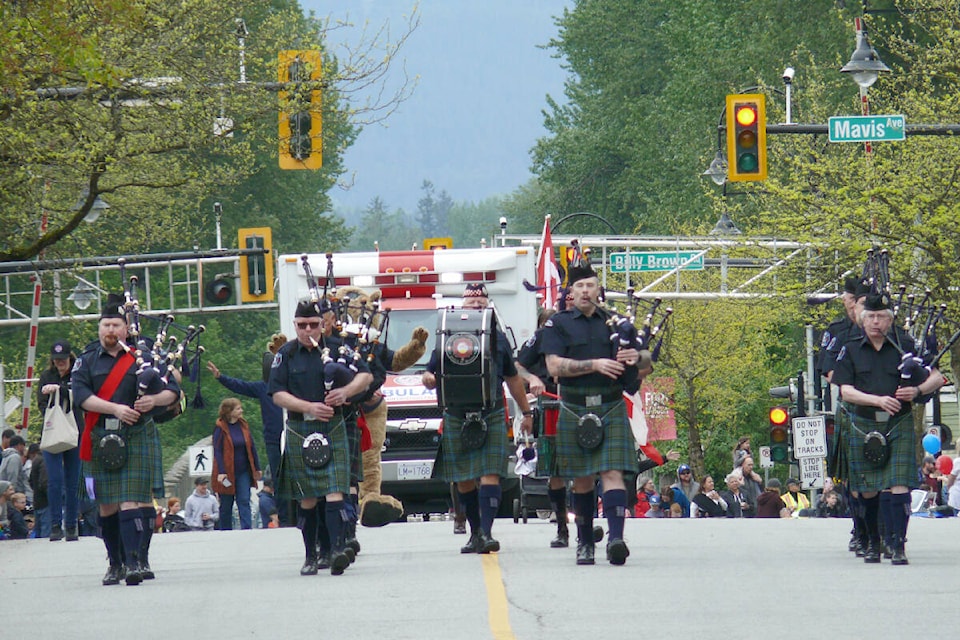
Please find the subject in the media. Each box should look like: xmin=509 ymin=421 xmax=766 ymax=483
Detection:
xmin=709 ymin=212 xmax=742 ymax=236
xmin=72 ymin=189 xmax=110 ymax=223
xmin=702 ymin=150 xmax=727 ymax=186
xmin=67 ymin=282 xmax=97 ymax=310
xmin=840 ymin=25 xmax=890 ymax=89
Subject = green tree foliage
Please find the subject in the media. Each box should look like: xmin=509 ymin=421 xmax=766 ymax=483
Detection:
xmin=347 ymin=196 xmax=419 ymax=251
xmin=415 ymin=179 xmax=451 ymax=237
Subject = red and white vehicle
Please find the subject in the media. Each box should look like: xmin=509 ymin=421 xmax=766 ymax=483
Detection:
xmin=276 ymin=246 xmax=537 ymax=510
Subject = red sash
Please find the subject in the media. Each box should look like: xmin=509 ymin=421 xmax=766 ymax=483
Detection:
xmin=79 ymin=352 xmax=136 ymax=461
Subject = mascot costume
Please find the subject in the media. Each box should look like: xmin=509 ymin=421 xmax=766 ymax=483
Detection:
xmin=335 ymin=286 xmax=428 ymax=527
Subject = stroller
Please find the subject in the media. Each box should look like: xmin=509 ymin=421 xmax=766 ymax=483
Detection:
xmin=512 ymin=398 xmax=558 ymax=524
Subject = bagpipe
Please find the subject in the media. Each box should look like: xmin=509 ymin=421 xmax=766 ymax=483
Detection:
xmin=118 ymin=258 xmax=206 ymax=411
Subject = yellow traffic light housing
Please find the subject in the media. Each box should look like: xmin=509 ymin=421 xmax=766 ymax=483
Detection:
xmin=238 ymin=227 xmax=274 ymax=303
xmin=278 ymin=50 xmax=322 ymax=170
xmin=768 ymin=405 xmax=791 ymax=463
xmin=725 ymin=94 xmax=767 ymax=182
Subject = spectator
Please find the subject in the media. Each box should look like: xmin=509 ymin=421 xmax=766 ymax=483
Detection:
xmin=756 ymin=478 xmax=789 ymax=518
xmin=162 ymin=497 xmax=190 ymax=533
xmin=634 ymin=477 xmax=659 ymax=518
xmin=734 ymin=456 xmax=763 ymax=517
xmin=37 ymin=339 xmax=82 ymax=542
xmin=0 ymin=480 xmax=13 ymax=535
xmin=258 ymin=479 xmax=278 ymax=529
xmin=266 ymin=508 xmax=280 ymax=529
xmin=815 ymin=490 xmax=847 ymax=518
xmin=211 ymin=398 xmax=261 ymax=530
xmin=22 ymin=442 xmax=35 ymax=502
xmin=7 ymin=492 xmax=29 ymax=539
xmin=670 ymin=464 xmax=698 ymax=517
xmin=720 ymin=472 xmax=749 ymax=518
xmin=183 ymin=478 xmax=219 ymax=531
xmin=780 ymin=478 xmax=811 ymax=516
xmin=691 ymin=475 xmax=728 ymax=518
xmin=945 ymin=457 xmax=960 ymax=511
xmin=1 ymin=429 xmax=14 ymax=450
xmin=0 ymin=435 xmax=28 ymax=493
xmin=28 ymin=444 xmax=49 ymax=538
xmin=733 ymin=436 xmax=752 ymax=468
xmin=918 ymin=455 xmax=944 ymax=506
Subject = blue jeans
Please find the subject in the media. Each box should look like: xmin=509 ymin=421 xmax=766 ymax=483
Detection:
xmin=43 ymin=448 xmax=81 ymax=530
xmin=218 ymin=470 xmax=253 ymax=530
xmin=34 ymin=507 xmax=50 ymax=538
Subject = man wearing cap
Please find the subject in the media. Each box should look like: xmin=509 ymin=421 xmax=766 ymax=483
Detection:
xmin=268 ymin=298 xmax=373 ymax=576
xmin=422 ymin=283 xmax=534 ymax=554
xmin=833 ymin=292 xmax=944 ymax=565
xmin=38 ymin=339 xmax=82 ymax=541
xmin=539 ymin=262 xmax=641 ymax=566
xmin=72 ymin=293 xmax=180 ymax=586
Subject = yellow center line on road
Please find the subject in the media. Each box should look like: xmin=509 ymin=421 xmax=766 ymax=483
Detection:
xmin=481 ymin=554 xmax=516 ymax=640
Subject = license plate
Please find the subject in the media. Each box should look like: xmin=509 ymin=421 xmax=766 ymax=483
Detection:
xmin=397 ymin=461 xmax=433 ymax=480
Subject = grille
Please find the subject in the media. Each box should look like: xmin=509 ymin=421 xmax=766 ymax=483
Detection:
xmin=384 ymin=430 xmax=441 ymax=451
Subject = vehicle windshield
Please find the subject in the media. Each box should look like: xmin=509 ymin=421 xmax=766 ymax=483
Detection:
xmin=384 ymin=308 xmax=438 ymax=369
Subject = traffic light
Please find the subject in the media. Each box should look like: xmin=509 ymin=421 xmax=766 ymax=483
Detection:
xmin=278 ymin=50 xmax=322 ymax=170
xmin=238 ymin=227 xmax=274 ymax=303
xmin=725 ymin=94 xmax=767 ymax=182
xmin=204 ymin=278 xmax=233 ymax=304
xmin=768 ymin=405 xmax=791 ymax=463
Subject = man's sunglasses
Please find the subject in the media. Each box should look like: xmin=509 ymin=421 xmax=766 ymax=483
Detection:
xmin=295 ymin=321 xmax=320 ymax=329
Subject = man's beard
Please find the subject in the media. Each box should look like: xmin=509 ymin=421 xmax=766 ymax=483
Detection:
xmin=102 ymin=334 xmax=120 ymax=349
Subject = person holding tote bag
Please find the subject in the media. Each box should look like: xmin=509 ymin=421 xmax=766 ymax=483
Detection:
xmin=38 ymin=340 xmax=82 ymax=541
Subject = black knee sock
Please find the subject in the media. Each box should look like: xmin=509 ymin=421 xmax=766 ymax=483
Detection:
xmin=479 ymin=484 xmax=501 ymax=537
xmin=324 ymin=500 xmax=345 ymax=551
xmin=848 ymin=493 xmax=863 ymax=539
xmin=459 ymin=488 xmax=481 ymax=533
xmin=573 ymin=491 xmax=595 ymax=544
xmin=862 ymin=495 xmax=881 ymax=543
xmin=890 ymin=492 xmax=911 ymax=541
xmin=299 ymin=505 xmax=318 ymax=558
xmin=878 ymin=492 xmax=893 ymax=548
xmin=118 ymin=509 xmax=143 ymax=568
xmin=603 ymin=489 xmax=627 ymax=541
xmin=548 ymin=487 xmax=568 ymax=531
xmin=101 ymin=512 xmax=122 ymax=566
xmin=139 ymin=506 xmax=156 ymax=565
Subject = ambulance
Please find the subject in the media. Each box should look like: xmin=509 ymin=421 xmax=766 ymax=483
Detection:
xmin=275 ymin=246 xmax=538 ymax=511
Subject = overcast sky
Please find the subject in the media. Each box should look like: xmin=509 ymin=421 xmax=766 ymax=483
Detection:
xmin=298 ymin=0 xmax=572 ymax=215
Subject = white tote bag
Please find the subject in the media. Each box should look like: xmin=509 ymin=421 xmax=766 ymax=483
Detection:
xmin=40 ymin=388 xmax=80 ymax=454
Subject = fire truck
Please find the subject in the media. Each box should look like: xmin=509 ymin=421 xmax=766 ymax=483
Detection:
xmin=275 ymin=246 xmax=538 ymax=511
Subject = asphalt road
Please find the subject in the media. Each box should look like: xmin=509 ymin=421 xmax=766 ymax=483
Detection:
xmin=3 ymin=516 xmax=956 ymax=639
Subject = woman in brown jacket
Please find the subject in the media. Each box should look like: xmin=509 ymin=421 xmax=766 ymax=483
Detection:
xmin=212 ymin=398 xmax=261 ymax=529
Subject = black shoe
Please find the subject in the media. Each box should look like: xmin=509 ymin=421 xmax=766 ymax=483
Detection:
xmin=891 ymin=545 xmax=909 ymax=565
xmin=345 ymin=537 xmax=361 ymax=555
xmin=863 ymin=542 xmax=882 ymax=564
xmin=478 ymin=532 xmax=500 ymax=554
xmin=65 ymin=526 xmax=79 ymax=542
xmin=102 ymin=565 xmax=124 ymax=586
xmin=453 ymin=519 xmax=467 ymax=535
xmin=848 ymin=534 xmax=859 ymax=552
xmin=317 ymin=552 xmax=331 ymax=570
xmin=550 ymin=530 xmax=569 ymax=549
xmin=882 ymin=543 xmax=894 ymax=560
xmin=592 ymin=525 xmax=604 ymax=543
xmin=576 ymin=542 xmax=595 ymax=565
xmin=606 ymin=538 xmax=630 ymax=566
xmin=50 ymin=524 xmax=64 ymax=542
xmin=854 ymin=538 xmax=867 ymax=557
xmin=300 ymin=556 xmax=319 ymax=576
xmin=139 ymin=562 xmax=155 ymax=580
xmin=460 ymin=531 xmax=482 ymax=554
xmin=343 ymin=546 xmax=356 ymax=564
xmin=124 ymin=566 xmax=143 ymax=586
xmin=330 ymin=551 xmax=350 ymax=576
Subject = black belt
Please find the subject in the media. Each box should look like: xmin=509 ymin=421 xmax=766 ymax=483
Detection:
xmin=561 ymin=389 xmax=622 ymax=407
xmin=851 ymin=403 xmax=911 ymax=420
xmin=289 ymin=410 xmax=341 ymax=421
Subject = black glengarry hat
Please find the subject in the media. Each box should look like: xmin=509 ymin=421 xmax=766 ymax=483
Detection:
xmin=863 ymin=292 xmax=892 ymax=312
xmin=463 ymin=283 xmax=488 ymax=299
xmin=101 ymin=293 xmax=125 ymax=320
xmin=295 ymin=298 xmax=329 ymax=318
xmin=567 ymin=263 xmax=597 ymax=286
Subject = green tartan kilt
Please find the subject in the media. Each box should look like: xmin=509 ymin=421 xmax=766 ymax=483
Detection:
xmin=432 ymin=406 xmax=508 ymax=482
xmin=555 ymin=391 xmax=638 ymax=479
xmin=537 ymin=435 xmax=559 ymax=478
xmin=88 ymin=419 xmax=157 ymax=504
xmin=145 ymin=420 xmax=164 ymax=498
xmin=344 ymin=410 xmax=363 ymax=486
xmin=278 ymin=417 xmax=351 ymax=500
xmin=841 ymin=403 xmax=917 ymax=493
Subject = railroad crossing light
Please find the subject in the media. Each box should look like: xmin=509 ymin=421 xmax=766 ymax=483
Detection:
xmin=278 ymin=50 xmax=322 ymax=170
xmin=768 ymin=405 xmax=791 ymax=463
xmin=238 ymin=227 xmax=274 ymax=303
xmin=204 ymin=278 xmax=233 ymax=305
xmin=725 ymin=94 xmax=767 ymax=182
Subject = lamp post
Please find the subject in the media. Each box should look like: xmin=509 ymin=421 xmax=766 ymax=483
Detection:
xmin=840 ymin=17 xmax=891 ymax=156
xmin=72 ymin=188 xmax=110 ymax=223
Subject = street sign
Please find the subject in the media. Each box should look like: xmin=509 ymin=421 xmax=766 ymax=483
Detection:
xmin=189 ymin=445 xmax=214 ymax=477
xmin=828 ymin=115 xmax=906 ymax=143
xmin=609 ymin=251 xmax=704 ymax=273
xmin=800 ymin=456 xmax=825 ymax=489
xmin=792 ymin=415 xmax=827 ymax=458
xmin=758 ymin=445 xmax=774 ymax=469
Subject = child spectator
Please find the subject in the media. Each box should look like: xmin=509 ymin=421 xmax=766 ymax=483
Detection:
xmin=0 ymin=480 xmax=13 ymax=537
xmin=756 ymin=478 xmax=789 ymax=518
xmin=8 ymin=492 xmax=30 ymax=539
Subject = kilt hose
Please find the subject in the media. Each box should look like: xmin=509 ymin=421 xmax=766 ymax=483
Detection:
xmin=87 ymin=419 xmax=157 ymax=504
xmin=146 ymin=419 xmax=164 ymax=498
xmin=556 ymin=386 xmax=638 ymax=479
xmin=840 ymin=402 xmax=917 ymax=493
xmin=344 ymin=408 xmax=364 ymax=486
xmin=432 ymin=406 xmax=509 ymax=482
xmin=278 ymin=417 xmax=351 ymax=500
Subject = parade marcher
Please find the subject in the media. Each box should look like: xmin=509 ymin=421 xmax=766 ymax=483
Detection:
xmin=422 ymin=283 xmax=534 ymax=555
xmin=268 ymin=298 xmax=373 ymax=576
xmin=72 ymin=293 xmax=180 ymax=586
xmin=38 ymin=339 xmax=83 ymax=542
xmin=833 ymin=292 xmax=945 ymax=565
xmin=540 ymin=263 xmax=641 ymax=566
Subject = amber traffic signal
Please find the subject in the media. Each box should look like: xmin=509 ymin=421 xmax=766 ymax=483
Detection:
xmin=768 ymin=405 xmax=790 ymax=463
xmin=278 ymin=50 xmax=322 ymax=170
xmin=726 ymin=94 xmax=767 ymax=182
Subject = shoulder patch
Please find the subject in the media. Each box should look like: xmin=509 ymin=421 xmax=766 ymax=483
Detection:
xmin=524 ymin=335 xmax=537 ymax=348
xmin=543 ymin=319 xmax=553 ymax=328
xmin=71 ymin=358 xmax=83 ymax=373
xmin=820 ymin=330 xmax=831 ymax=348
xmin=836 ymin=346 xmax=846 ymax=362
xmin=271 ymin=353 xmax=283 ymax=368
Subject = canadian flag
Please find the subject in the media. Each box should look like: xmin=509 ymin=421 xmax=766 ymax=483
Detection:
xmin=536 ymin=215 xmax=561 ymax=310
